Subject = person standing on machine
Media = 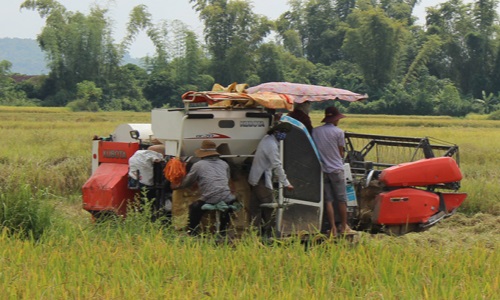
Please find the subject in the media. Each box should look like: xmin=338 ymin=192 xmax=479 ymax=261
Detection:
xmin=248 ymin=122 xmax=294 ymax=236
xmin=312 ymin=106 xmax=356 ymax=237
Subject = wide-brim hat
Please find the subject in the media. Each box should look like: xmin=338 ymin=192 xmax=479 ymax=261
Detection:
xmin=321 ymin=106 xmax=346 ymax=123
xmin=194 ymin=140 xmax=220 ymax=158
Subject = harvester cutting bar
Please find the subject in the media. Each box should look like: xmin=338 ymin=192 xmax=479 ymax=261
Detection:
xmin=362 ymin=140 xmax=454 ymax=152
xmin=345 ymin=132 xmax=457 ymax=148
xmin=346 ymin=132 xmax=433 ymax=142
xmin=345 ymin=132 xmax=459 ymax=160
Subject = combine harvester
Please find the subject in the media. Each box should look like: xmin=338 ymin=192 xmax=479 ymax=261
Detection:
xmin=82 ymin=82 xmax=467 ymax=236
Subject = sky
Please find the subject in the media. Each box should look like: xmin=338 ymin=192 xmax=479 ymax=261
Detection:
xmin=0 ymin=0 xmax=467 ymax=58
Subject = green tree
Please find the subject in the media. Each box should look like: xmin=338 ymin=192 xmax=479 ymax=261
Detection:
xmin=434 ymin=83 xmax=467 ymax=116
xmin=343 ymin=6 xmax=408 ymax=91
xmin=0 ymin=60 xmax=34 ymax=106
xmin=302 ymin=0 xmax=339 ymax=64
xmin=379 ymin=0 xmax=418 ymax=25
xmin=67 ymin=80 xmax=101 ymax=111
xmin=335 ymin=0 xmax=357 ymax=21
xmin=474 ymin=90 xmax=498 ymax=114
xmin=0 ymin=60 xmax=13 ymax=90
xmin=281 ymin=51 xmax=316 ymax=83
xmin=407 ymin=74 xmax=446 ymax=115
xmin=467 ymin=0 xmax=498 ymax=97
xmin=15 ymin=76 xmax=47 ymax=101
xmin=275 ymin=0 xmax=306 ymax=57
xmin=402 ymin=35 xmax=443 ymax=85
xmin=380 ymin=81 xmax=415 ymax=114
xmin=121 ymin=5 xmax=169 ymax=66
xmin=255 ymin=43 xmax=285 ymax=83
xmin=190 ymin=0 xmax=272 ymax=84
xmin=276 ymin=0 xmax=353 ymax=63
xmin=21 ymin=0 xmax=120 ymax=104
xmin=491 ymin=41 xmax=500 ymax=93
xmin=425 ymin=0 xmax=499 ymax=98
xmin=21 ymin=1 xmax=177 ymax=108
xmin=280 ymin=29 xmax=303 ymax=57
xmin=143 ymin=70 xmax=177 ymax=108
xmin=102 ymin=64 xmax=151 ymax=111
xmin=310 ymin=61 xmax=367 ymax=96
xmin=169 ymin=25 xmax=206 ymax=86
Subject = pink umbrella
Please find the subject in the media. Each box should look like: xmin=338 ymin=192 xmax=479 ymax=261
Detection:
xmin=246 ymin=82 xmax=368 ymax=103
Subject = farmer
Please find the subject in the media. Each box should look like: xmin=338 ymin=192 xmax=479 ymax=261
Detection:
xmin=128 ymin=149 xmax=166 ymax=221
xmin=248 ymin=122 xmax=294 ymax=236
xmin=171 ymin=140 xmax=236 ymax=236
xmin=312 ymin=106 xmax=356 ymax=237
xmin=287 ymin=101 xmax=313 ymax=134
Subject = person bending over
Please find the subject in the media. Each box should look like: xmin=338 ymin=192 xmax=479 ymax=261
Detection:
xmin=172 ymin=140 xmax=235 ymax=236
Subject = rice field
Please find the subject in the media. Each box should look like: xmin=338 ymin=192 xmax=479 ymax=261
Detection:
xmin=0 ymin=106 xmax=499 ymax=299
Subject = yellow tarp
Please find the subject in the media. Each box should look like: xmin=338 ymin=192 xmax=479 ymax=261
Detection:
xmin=181 ymin=82 xmax=294 ymax=111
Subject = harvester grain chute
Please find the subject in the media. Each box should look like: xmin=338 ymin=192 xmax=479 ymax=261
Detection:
xmin=82 ymin=82 xmax=467 ymax=237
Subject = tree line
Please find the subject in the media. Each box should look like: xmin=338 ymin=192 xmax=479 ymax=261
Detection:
xmin=1 ymin=0 xmax=500 ymax=118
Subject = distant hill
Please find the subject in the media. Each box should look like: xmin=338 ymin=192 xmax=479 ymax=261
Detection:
xmin=0 ymin=38 xmax=48 ymax=75
xmin=0 ymin=38 xmax=143 ymax=75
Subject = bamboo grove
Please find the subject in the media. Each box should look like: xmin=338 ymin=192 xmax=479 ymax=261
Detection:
xmin=1 ymin=0 xmax=500 ymax=117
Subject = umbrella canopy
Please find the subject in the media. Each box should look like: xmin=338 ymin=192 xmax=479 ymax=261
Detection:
xmin=246 ymin=82 xmax=368 ymax=103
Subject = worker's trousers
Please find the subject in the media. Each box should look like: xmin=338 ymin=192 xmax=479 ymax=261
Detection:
xmin=249 ymin=178 xmax=275 ymax=236
xmin=188 ymin=200 xmax=232 ymax=235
